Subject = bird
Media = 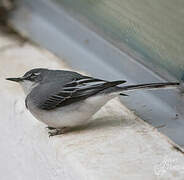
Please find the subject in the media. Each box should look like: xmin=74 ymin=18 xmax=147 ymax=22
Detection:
xmin=6 ymin=68 xmax=179 ymax=137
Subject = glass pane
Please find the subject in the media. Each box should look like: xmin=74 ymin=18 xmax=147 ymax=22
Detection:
xmin=55 ymin=0 xmax=184 ymax=80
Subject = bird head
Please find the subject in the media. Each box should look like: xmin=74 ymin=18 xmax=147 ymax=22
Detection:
xmin=6 ymin=68 xmax=48 ymax=95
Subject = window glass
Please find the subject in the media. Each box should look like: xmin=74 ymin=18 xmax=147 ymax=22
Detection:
xmin=55 ymin=0 xmax=184 ymax=80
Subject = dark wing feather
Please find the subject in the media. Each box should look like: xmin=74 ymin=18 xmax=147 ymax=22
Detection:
xmin=38 ymin=77 xmax=126 ymax=110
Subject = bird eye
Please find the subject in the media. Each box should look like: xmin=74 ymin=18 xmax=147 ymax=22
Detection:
xmin=26 ymin=72 xmax=40 ymax=81
xmin=30 ymin=73 xmax=37 ymax=78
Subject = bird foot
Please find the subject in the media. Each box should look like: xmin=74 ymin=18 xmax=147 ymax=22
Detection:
xmin=48 ymin=127 xmax=70 ymax=137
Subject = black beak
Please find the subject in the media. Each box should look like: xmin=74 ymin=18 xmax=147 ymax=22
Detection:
xmin=6 ymin=77 xmax=23 ymax=82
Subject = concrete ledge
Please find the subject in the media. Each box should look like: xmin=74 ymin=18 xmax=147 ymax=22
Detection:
xmin=1 ymin=30 xmax=184 ymax=180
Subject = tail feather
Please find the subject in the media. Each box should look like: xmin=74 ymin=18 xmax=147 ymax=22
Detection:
xmin=120 ymin=82 xmax=179 ymax=91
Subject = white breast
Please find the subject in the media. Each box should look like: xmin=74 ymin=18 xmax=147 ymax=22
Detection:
xmin=27 ymin=94 xmax=118 ymax=128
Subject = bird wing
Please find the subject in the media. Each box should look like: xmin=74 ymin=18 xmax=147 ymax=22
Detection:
xmin=37 ymin=76 xmax=126 ymax=110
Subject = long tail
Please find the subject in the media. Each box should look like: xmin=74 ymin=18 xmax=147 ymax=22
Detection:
xmin=120 ymin=82 xmax=179 ymax=91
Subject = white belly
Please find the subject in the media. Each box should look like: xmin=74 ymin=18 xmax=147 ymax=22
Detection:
xmin=27 ymin=94 xmax=117 ymax=128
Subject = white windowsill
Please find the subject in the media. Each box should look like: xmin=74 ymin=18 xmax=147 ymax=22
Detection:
xmin=0 ymin=29 xmax=184 ymax=180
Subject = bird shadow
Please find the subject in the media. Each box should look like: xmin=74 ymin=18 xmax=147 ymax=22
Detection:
xmin=69 ymin=116 xmax=128 ymax=133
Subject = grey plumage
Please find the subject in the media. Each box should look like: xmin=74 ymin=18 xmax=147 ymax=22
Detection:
xmin=6 ymin=68 xmax=179 ymax=137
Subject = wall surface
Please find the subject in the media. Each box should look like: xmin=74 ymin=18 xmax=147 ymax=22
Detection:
xmin=0 ymin=30 xmax=184 ymax=180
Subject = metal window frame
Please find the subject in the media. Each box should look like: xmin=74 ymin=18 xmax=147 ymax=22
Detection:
xmin=9 ymin=0 xmax=184 ymax=146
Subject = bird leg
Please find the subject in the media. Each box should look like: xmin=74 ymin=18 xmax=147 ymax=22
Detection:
xmin=48 ymin=127 xmax=70 ymax=137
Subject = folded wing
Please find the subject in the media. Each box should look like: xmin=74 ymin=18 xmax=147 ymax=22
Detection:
xmin=38 ymin=77 xmax=126 ymax=110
